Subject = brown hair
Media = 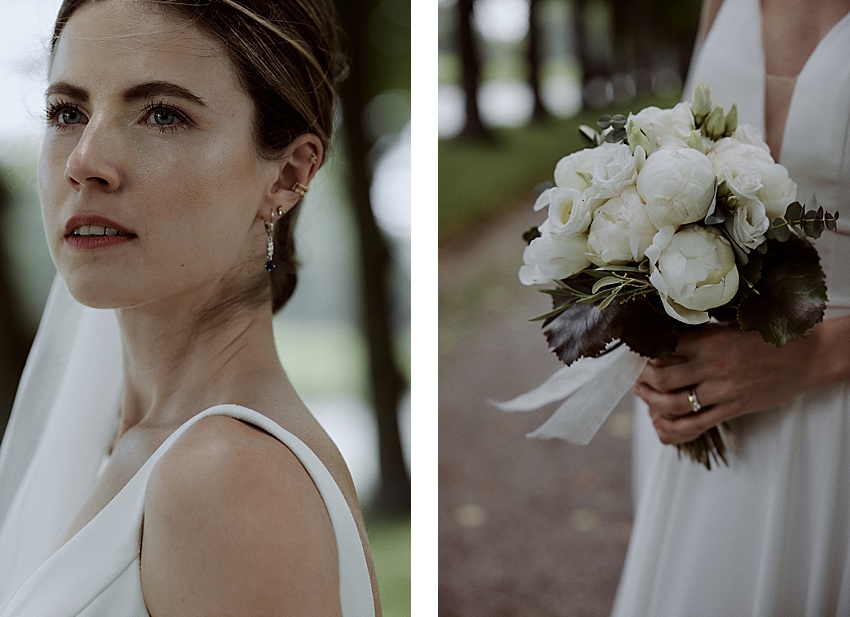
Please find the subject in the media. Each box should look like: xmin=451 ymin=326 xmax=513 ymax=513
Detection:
xmin=50 ymin=0 xmax=346 ymax=313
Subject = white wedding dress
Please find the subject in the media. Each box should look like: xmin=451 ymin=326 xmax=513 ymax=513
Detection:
xmin=0 ymin=278 xmax=375 ymax=616
xmin=613 ymin=0 xmax=850 ymax=615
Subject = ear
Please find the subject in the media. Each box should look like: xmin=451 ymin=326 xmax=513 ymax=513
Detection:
xmin=263 ymin=134 xmax=324 ymax=219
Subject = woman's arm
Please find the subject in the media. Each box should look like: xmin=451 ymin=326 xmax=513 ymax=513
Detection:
xmin=634 ymin=316 xmax=850 ymax=445
xmin=140 ymin=416 xmax=342 ymax=617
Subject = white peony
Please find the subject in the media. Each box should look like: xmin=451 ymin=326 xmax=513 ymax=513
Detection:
xmin=628 ymin=102 xmax=695 ymax=153
xmin=709 ymin=138 xmax=797 ymax=219
xmin=637 ymin=147 xmax=716 ymax=229
xmin=519 ymin=232 xmax=592 ymax=285
xmin=646 ymin=225 xmax=739 ymax=324
xmin=730 ymin=199 xmax=769 ymax=251
xmin=730 ymin=124 xmax=771 ymax=154
xmin=586 ymin=187 xmax=657 ymax=265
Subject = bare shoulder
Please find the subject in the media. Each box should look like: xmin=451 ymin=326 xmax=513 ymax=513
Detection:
xmin=141 ymin=415 xmax=342 ymax=617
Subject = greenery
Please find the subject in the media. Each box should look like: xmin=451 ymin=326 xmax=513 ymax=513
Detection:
xmin=367 ymin=516 xmax=411 ymax=617
xmin=439 ymin=92 xmax=680 ymax=238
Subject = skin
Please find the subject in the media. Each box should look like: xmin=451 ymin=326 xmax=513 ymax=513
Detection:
xmin=636 ymin=0 xmax=850 ymax=447
xmin=40 ymin=2 xmax=381 ymax=615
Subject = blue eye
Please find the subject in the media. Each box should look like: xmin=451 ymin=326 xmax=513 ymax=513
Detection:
xmin=142 ymin=102 xmax=189 ymax=133
xmin=59 ymin=109 xmax=84 ymax=125
xmin=150 ymin=109 xmax=177 ymax=126
xmin=45 ymin=100 xmax=87 ymax=130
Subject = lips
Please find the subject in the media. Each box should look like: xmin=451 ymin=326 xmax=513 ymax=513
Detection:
xmin=64 ymin=215 xmax=137 ymax=249
xmin=64 ymin=215 xmax=136 ymax=238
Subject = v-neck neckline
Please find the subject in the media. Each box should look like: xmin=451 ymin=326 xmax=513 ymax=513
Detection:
xmin=755 ymin=0 xmax=850 ymax=162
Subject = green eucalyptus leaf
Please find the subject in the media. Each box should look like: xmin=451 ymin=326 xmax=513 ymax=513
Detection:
xmin=598 ymin=115 xmax=612 ymax=129
xmin=737 ymin=236 xmax=826 ymax=347
xmin=611 ymin=114 xmax=627 ymax=129
xmin=767 ymin=218 xmax=791 ymax=242
xmin=785 ymin=201 xmax=803 ymax=221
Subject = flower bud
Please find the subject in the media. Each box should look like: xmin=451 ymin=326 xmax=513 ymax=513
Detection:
xmin=724 ymin=103 xmax=738 ymax=135
xmin=691 ymin=82 xmax=713 ymax=123
xmin=704 ymin=105 xmax=726 ymax=140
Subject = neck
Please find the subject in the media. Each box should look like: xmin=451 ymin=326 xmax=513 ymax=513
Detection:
xmin=116 ymin=293 xmax=284 ymax=435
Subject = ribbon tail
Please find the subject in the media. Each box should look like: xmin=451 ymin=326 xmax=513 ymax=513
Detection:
xmin=492 ymin=345 xmax=648 ymax=445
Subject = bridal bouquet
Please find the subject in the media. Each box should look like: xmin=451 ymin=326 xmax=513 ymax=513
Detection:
xmin=519 ymin=82 xmax=838 ymax=468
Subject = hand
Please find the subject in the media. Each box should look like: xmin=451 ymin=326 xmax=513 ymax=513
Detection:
xmin=633 ymin=322 xmax=822 ymax=445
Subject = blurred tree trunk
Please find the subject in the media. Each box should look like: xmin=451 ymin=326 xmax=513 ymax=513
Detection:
xmin=334 ymin=0 xmax=410 ymax=517
xmin=572 ymin=0 xmax=593 ymax=107
xmin=0 ymin=180 xmax=33 ymax=440
xmin=527 ymin=0 xmax=549 ymax=120
xmin=457 ymin=0 xmax=490 ymax=139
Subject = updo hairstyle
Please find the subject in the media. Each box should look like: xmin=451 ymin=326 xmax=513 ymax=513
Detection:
xmin=50 ymin=0 xmax=347 ymax=312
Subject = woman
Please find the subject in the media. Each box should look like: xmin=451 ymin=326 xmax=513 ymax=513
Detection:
xmin=614 ymin=0 xmax=850 ymax=614
xmin=0 ymin=0 xmax=380 ymax=615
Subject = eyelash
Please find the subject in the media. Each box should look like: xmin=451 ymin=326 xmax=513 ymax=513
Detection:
xmin=44 ymin=99 xmax=191 ymax=134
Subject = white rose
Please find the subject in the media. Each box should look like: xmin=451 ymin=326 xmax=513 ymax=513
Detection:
xmin=538 ymin=187 xmax=595 ymax=235
xmin=589 ymin=142 xmax=637 ymax=200
xmin=637 ymin=147 xmax=716 ymax=229
xmin=586 ymin=187 xmax=657 ymax=265
xmin=628 ymin=102 xmax=695 ymax=152
xmin=646 ymin=225 xmax=739 ymax=324
xmin=717 ymin=161 xmax=762 ymax=201
xmin=730 ymin=199 xmax=769 ymax=251
xmin=709 ymin=138 xmax=796 ymax=219
xmin=554 ymin=147 xmax=600 ymax=190
xmin=519 ymin=232 xmax=592 ymax=285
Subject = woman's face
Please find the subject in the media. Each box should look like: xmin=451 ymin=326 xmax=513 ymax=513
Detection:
xmin=39 ymin=0 xmax=281 ymax=310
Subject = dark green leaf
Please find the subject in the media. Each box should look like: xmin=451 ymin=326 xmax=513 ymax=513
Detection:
xmin=544 ymin=300 xmax=623 ymax=365
xmin=784 ymin=201 xmax=803 ymax=221
xmin=611 ymin=114 xmax=627 ymax=129
xmin=737 ymin=236 xmax=826 ymax=346
xmin=616 ymin=298 xmax=681 ymax=359
xmin=522 ymin=226 xmax=541 ymax=245
xmin=767 ymin=218 xmax=791 ymax=242
xmin=597 ymin=114 xmax=612 ymax=129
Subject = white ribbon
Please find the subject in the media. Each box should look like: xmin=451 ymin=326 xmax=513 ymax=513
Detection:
xmin=492 ymin=344 xmax=648 ymax=444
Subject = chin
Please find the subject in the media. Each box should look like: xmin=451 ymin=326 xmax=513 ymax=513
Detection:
xmin=60 ymin=270 xmax=143 ymax=310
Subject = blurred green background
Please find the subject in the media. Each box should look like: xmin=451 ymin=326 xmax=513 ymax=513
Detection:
xmin=0 ymin=1 xmax=410 ymax=615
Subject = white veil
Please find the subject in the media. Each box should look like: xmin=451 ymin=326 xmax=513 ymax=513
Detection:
xmin=0 ymin=274 xmax=123 ymax=605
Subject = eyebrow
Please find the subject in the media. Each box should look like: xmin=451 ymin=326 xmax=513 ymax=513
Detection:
xmin=44 ymin=81 xmax=206 ymax=106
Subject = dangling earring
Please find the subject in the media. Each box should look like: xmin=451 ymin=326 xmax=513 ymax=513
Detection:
xmin=264 ymin=212 xmax=275 ymax=273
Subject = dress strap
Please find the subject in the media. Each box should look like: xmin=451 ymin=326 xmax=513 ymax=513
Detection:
xmin=1 ymin=405 xmax=375 ymax=617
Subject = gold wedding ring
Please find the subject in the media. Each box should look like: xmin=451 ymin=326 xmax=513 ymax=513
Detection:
xmin=688 ymin=387 xmax=702 ymax=413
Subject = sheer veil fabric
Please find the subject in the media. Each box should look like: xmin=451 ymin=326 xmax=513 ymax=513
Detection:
xmin=616 ymin=0 xmax=850 ymax=614
xmin=0 ymin=276 xmax=375 ymax=615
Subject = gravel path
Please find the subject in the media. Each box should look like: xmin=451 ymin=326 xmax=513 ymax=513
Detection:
xmin=439 ymin=200 xmax=636 ymax=617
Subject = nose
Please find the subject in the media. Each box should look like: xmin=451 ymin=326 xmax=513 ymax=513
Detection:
xmin=66 ymin=117 xmax=123 ymax=192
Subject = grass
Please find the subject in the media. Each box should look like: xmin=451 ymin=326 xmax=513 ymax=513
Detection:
xmin=439 ymin=91 xmax=681 ymax=238
xmin=367 ymin=516 xmax=411 ymax=617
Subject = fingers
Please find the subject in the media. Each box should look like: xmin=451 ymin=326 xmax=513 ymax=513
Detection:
xmin=651 ymin=407 xmax=726 ymax=445
xmin=633 ymin=382 xmax=703 ymax=419
xmin=639 ymin=359 xmax=702 ymax=395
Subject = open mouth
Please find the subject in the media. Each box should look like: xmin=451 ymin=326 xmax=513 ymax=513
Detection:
xmin=70 ymin=225 xmax=133 ymax=237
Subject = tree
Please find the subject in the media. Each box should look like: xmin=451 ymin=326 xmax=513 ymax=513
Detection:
xmin=527 ymin=0 xmax=550 ymax=120
xmin=333 ymin=0 xmax=411 ymax=516
xmin=457 ymin=0 xmax=491 ymax=139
